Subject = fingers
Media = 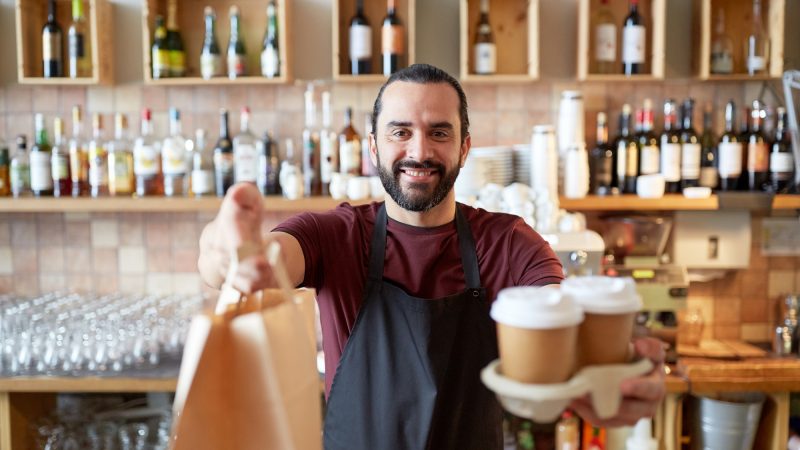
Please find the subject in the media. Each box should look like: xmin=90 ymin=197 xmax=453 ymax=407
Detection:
xmin=633 ymin=337 xmax=667 ymax=364
xmin=571 ymin=395 xmax=658 ymax=428
xmin=620 ymin=372 xmax=666 ymax=402
xmin=230 ymin=255 xmax=275 ymax=294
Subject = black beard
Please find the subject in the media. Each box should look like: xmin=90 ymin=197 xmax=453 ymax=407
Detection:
xmin=376 ymin=151 xmax=461 ymax=212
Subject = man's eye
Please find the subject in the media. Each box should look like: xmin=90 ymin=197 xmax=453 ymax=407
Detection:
xmin=392 ymin=129 xmax=409 ymax=137
xmin=432 ymin=131 xmax=449 ymax=138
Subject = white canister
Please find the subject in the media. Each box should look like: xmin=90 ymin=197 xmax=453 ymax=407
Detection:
xmin=530 ymin=125 xmax=559 ymax=196
xmin=557 ymin=90 xmax=585 ymax=155
xmin=564 ymin=143 xmax=589 ymax=199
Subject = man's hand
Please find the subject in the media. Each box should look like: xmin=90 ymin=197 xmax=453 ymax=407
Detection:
xmin=569 ymin=337 xmax=667 ymax=428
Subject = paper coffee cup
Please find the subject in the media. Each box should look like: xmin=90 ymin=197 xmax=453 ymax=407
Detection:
xmin=491 ymin=286 xmax=584 ymax=384
xmin=561 ymin=276 xmax=642 ymax=368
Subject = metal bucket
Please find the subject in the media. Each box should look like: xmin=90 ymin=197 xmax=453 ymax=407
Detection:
xmin=692 ymin=392 xmax=765 ymax=450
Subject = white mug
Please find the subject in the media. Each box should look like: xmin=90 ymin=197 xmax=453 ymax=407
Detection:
xmin=347 ymin=176 xmax=371 ymax=201
xmin=329 ymin=173 xmax=351 ymax=200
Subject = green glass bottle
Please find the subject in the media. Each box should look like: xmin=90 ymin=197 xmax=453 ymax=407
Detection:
xmin=151 ymin=15 xmax=169 ymax=79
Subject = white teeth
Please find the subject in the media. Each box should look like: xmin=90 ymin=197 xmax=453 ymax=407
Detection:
xmin=405 ymin=170 xmax=430 ymax=177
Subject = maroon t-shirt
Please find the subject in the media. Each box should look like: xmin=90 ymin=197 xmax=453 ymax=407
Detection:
xmin=274 ymin=202 xmax=564 ymax=395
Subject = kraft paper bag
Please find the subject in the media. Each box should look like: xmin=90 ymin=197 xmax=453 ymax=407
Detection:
xmin=171 ymin=270 xmax=322 ymax=449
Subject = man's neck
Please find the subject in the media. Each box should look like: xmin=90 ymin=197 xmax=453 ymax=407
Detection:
xmin=384 ymin=192 xmax=457 ymax=227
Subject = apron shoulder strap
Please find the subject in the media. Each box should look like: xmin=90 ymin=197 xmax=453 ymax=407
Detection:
xmin=368 ymin=204 xmax=389 ymax=282
xmin=455 ymin=204 xmax=482 ymax=290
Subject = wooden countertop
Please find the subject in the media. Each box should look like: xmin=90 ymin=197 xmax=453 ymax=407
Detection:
xmin=675 ymin=357 xmax=800 ymax=394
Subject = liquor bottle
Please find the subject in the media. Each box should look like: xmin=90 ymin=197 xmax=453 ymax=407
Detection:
xmin=349 ymin=0 xmax=372 ymax=75
xmin=10 ymin=136 xmax=31 ymax=198
xmin=589 ymin=112 xmax=614 ymax=195
xmin=214 ymin=109 xmax=234 ymax=196
xmin=593 ymin=0 xmax=616 ymax=75
xmin=319 ymin=92 xmax=338 ymax=195
xmin=261 ymin=0 xmax=280 ymax=78
xmin=0 ymin=141 xmax=9 ymax=197
xmin=69 ymin=106 xmax=89 ymax=196
xmin=134 ymin=108 xmax=163 ymax=196
xmin=680 ymin=99 xmax=701 ymax=190
xmin=200 ymin=6 xmax=223 ymax=80
xmin=166 ymin=0 xmax=186 ymax=77
xmin=303 ymin=89 xmax=322 ymax=196
xmin=108 ymin=113 xmax=134 ymax=197
xmin=621 ymin=0 xmax=645 ymax=76
xmin=42 ymin=0 xmax=63 ymax=78
xmin=89 ymin=113 xmax=108 ymax=197
xmin=769 ymin=107 xmax=794 ymax=192
xmin=637 ymin=99 xmax=659 ymax=180
xmin=614 ymin=104 xmax=638 ymax=193
xmin=227 ymin=6 xmax=247 ymax=79
xmin=745 ymin=0 xmax=769 ymax=76
xmin=68 ymin=0 xmax=91 ymax=78
xmin=746 ymin=101 xmax=769 ymax=190
xmin=51 ymin=117 xmax=71 ymax=197
xmin=362 ymin=113 xmax=377 ymax=176
xmin=257 ymin=131 xmax=280 ymax=195
xmin=191 ymin=129 xmax=216 ymax=197
xmin=699 ymin=103 xmax=718 ymax=189
xmin=555 ymin=410 xmax=580 ymax=450
xmin=162 ymin=108 xmax=188 ymax=197
xmin=710 ymin=7 xmax=733 ymax=74
xmin=30 ymin=113 xmax=54 ymax=197
xmin=717 ymin=100 xmax=743 ymax=191
xmin=233 ymin=107 xmax=258 ymax=184
xmin=382 ymin=0 xmax=404 ymax=76
xmin=473 ymin=0 xmax=496 ymax=75
xmin=151 ymin=15 xmax=169 ymax=79
xmin=660 ymin=99 xmax=681 ymax=193
xmin=339 ymin=107 xmax=362 ymax=176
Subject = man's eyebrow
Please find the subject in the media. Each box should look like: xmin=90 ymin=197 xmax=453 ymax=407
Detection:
xmin=429 ymin=122 xmax=454 ymax=130
xmin=384 ymin=120 xmax=455 ymax=129
xmin=386 ymin=120 xmax=412 ymax=128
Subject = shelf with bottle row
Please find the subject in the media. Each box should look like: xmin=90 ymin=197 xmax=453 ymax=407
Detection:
xmin=458 ymin=0 xmax=539 ymax=83
xmin=693 ymin=0 xmax=785 ymax=81
xmin=577 ymin=0 xmax=666 ymax=81
xmin=141 ymin=0 xmax=291 ymax=86
xmin=15 ymin=0 xmax=113 ymax=85
xmin=332 ymin=0 xmax=415 ymax=82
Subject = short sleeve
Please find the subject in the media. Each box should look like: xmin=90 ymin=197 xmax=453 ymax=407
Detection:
xmin=273 ymin=212 xmax=323 ymax=288
xmin=508 ymin=220 xmax=565 ymax=286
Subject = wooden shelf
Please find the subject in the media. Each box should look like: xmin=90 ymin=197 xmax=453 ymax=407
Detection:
xmin=459 ymin=0 xmax=539 ymax=80
xmin=559 ymin=194 xmax=719 ymax=211
xmin=578 ymin=74 xmax=665 ymax=82
xmin=0 ymin=377 xmax=176 ymax=393
xmin=144 ymin=76 xmax=290 ymax=86
xmin=692 ymin=0 xmax=785 ymax=80
xmin=772 ymin=194 xmax=800 ymax=209
xmin=15 ymin=0 xmax=113 ymax=85
xmin=577 ymin=0 xmax=666 ymax=80
xmin=332 ymin=74 xmax=389 ymax=84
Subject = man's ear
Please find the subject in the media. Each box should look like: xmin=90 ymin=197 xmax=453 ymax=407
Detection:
xmin=460 ymin=133 xmax=471 ymax=168
xmin=369 ymin=133 xmax=378 ymax=167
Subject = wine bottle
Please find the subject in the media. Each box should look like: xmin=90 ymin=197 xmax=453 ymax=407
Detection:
xmin=745 ymin=100 xmax=769 ymax=191
xmin=303 ymin=89 xmax=322 ymax=196
xmin=660 ymin=99 xmax=681 ymax=193
xmin=214 ymin=109 xmax=234 ymax=196
xmin=256 ymin=131 xmax=280 ymax=195
xmin=614 ymin=104 xmax=638 ymax=193
xmin=162 ymin=108 xmax=188 ymax=197
xmin=234 ymin=107 xmax=258 ymax=184
xmin=200 ymin=6 xmax=223 ymax=79
xmin=637 ymin=99 xmax=659 ymax=180
xmin=10 ymin=136 xmax=31 ymax=198
xmin=151 ymin=15 xmax=170 ymax=79
xmin=108 ymin=113 xmax=134 ymax=197
xmin=621 ymin=0 xmax=645 ymax=75
xmin=30 ymin=113 xmax=54 ymax=197
xmin=769 ymin=107 xmax=794 ymax=192
xmin=68 ymin=0 xmax=91 ymax=78
xmin=192 ymin=129 xmax=216 ymax=197
xmin=680 ymin=99 xmax=701 ymax=190
xmin=473 ymin=0 xmax=496 ymax=75
xmin=320 ymin=91 xmax=338 ymax=195
xmin=227 ymin=6 xmax=247 ymax=79
xmin=69 ymin=106 xmax=89 ymax=196
xmin=589 ymin=112 xmax=614 ymax=195
xmin=51 ymin=117 xmax=71 ymax=197
xmin=339 ymin=107 xmax=362 ymax=176
xmin=261 ymin=0 xmax=281 ymax=78
xmin=0 ymin=142 xmax=9 ymax=197
xmin=349 ymin=0 xmax=372 ymax=75
xmin=134 ymin=108 xmax=164 ymax=196
xmin=745 ymin=0 xmax=770 ymax=76
xmin=88 ymin=113 xmax=108 ymax=197
xmin=381 ymin=0 xmax=404 ymax=76
xmin=166 ymin=0 xmax=186 ymax=77
xmin=710 ymin=7 xmax=733 ymax=74
xmin=42 ymin=0 xmax=64 ymax=78
xmin=593 ymin=0 xmax=616 ymax=75
xmin=717 ymin=100 xmax=743 ymax=191
xmin=699 ymin=104 xmax=718 ymax=189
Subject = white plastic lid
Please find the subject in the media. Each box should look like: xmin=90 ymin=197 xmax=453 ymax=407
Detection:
xmin=491 ymin=286 xmax=584 ymax=329
xmin=626 ymin=418 xmax=658 ymax=450
xmin=561 ymin=276 xmax=642 ymax=314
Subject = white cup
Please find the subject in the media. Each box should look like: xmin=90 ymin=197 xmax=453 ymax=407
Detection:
xmin=636 ymin=174 xmax=666 ymax=198
xmin=347 ymin=176 xmax=371 ymax=201
xmin=280 ymin=163 xmax=304 ymax=200
xmin=329 ymin=173 xmax=351 ymax=200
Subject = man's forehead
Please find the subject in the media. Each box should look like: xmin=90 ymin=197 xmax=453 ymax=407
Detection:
xmin=378 ymin=81 xmax=460 ymax=125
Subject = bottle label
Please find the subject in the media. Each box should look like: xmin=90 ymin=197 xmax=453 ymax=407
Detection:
xmin=11 ymin=164 xmax=30 ymax=192
xmin=349 ymin=24 xmax=372 ymax=60
xmin=214 ymin=152 xmax=234 ymax=175
xmin=747 ymin=55 xmax=766 ymax=72
xmin=30 ymin=152 xmax=53 ymax=191
xmin=112 ymin=155 xmax=133 ymax=191
xmin=69 ymin=33 xmax=85 ymax=60
xmin=340 ymin=140 xmax=362 ymax=175
xmin=700 ymin=166 xmax=718 ymax=188
xmin=622 ymin=25 xmax=645 ymax=64
xmin=711 ymin=51 xmax=733 ymax=74
xmin=625 ymin=142 xmax=638 ymax=176
xmin=320 ymin=133 xmax=337 ymax=184
xmin=69 ymin=142 xmax=88 ymax=182
xmin=227 ymin=54 xmax=247 ymax=77
xmin=162 ymin=141 xmax=187 ymax=175
xmin=43 ymin=30 xmax=62 ymax=61
xmin=747 ymin=142 xmax=769 ymax=172
xmin=718 ymin=142 xmax=743 ymax=177
xmin=169 ymin=50 xmax=186 ymax=76
xmin=89 ymin=144 xmax=108 ymax=186
xmin=200 ymin=53 xmax=222 ymax=79
xmin=152 ymin=48 xmax=170 ymax=77
xmin=134 ymin=145 xmax=160 ymax=176
xmin=382 ymin=24 xmax=405 ymax=55
xmin=234 ymin=144 xmax=258 ymax=183
xmin=594 ymin=23 xmax=616 ymax=62
xmin=640 ymin=145 xmax=659 ymax=175
xmin=660 ymin=143 xmax=681 ymax=182
xmin=261 ymin=48 xmax=280 ymax=77
xmin=681 ymin=143 xmax=701 ymax=179
xmin=770 ymin=152 xmax=794 ymax=174
xmin=474 ymin=43 xmax=496 ymax=74
xmin=192 ymin=170 xmax=215 ymax=194
xmin=52 ymin=153 xmax=70 ymax=180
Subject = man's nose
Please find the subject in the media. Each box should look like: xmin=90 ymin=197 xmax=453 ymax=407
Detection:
xmin=404 ymin=134 xmax=435 ymax=161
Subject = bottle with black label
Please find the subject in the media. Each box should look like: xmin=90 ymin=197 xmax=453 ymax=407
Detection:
xmin=745 ymin=101 xmax=769 ymax=191
xmin=214 ymin=109 xmax=234 ymax=196
xmin=349 ymin=0 xmax=372 ymax=75
xmin=257 ymin=131 xmax=280 ymax=195
xmin=589 ymin=112 xmax=614 ymax=195
xmin=637 ymin=99 xmax=659 ymax=182
xmin=613 ymin=104 xmax=638 ymax=193
xmin=621 ymin=0 xmax=645 ymax=75
xmin=30 ymin=114 xmax=54 ymax=197
xmin=680 ymin=99 xmax=701 ymax=190
xmin=660 ymin=99 xmax=681 ymax=193
xmin=699 ymin=103 xmax=718 ymax=189
xmin=769 ymin=107 xmax=793 ymax=192
xmin=717 ymin=100 xmax=743 ymax=191
xmin=42 ymin=0 xmax=63 ymax=78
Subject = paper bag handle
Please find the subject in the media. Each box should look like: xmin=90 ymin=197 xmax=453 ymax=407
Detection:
xmin=264 ymin=240 xmax=297 ymax=306
xmin=215 ymin=243 xmax=263 ymax=316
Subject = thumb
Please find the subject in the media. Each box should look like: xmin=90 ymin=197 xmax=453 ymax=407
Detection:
xmin=218 ymin=183 xmax=266 ymax=248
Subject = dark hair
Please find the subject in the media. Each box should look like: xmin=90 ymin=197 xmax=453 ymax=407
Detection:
xmin=371 ymin=64 xmax=470 ymax=143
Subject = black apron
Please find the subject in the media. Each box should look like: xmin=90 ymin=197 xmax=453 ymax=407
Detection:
xmin=323 ymin=203 xmax=504 ymax=450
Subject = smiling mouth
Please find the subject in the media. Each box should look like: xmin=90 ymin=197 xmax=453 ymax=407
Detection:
xmin=400 ymin=168 xmax=439 ymax=177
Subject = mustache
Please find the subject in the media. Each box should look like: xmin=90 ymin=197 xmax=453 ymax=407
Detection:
xmin=392 ymin=160 xmax=445 ymax=173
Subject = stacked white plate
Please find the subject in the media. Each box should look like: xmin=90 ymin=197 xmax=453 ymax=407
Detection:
xmin=470 ymin=146 xmax=514 ymax=186
xmin=512 ymin=144 xmax=531 ymax=185
xmin=455 ymin=153 xmax=489 ymax=198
